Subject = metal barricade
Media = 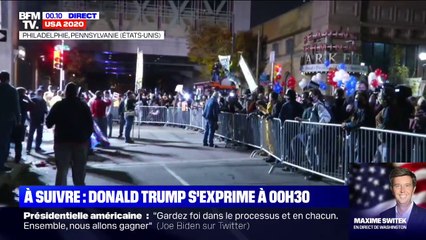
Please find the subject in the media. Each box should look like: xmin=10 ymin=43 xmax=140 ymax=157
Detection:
xmin=246 ymin=115 xmax=261 ymax=147
xmin=166 ymin=107 xmax=176 ymax=125
xmin=217 ymin=112 xmax=233 ymax=140
xmin=232 ymin=113 xmax=252 ymax=146
xmin=272 ymin=118 xmax=284 ymax=163
xmin=110 ymin=105 xmax=120 ymax=123
xmin=189 ymin=107 xmax=204 ymax=129
xmin=136 ymin=106 xmax=167 ymax=123
xmin=122 ymin=104 xmax=426 ymax=184
xmin=133 ymin=106 xmax=167 ymax=138
xmin=175 ymin=108 xmax=190 ymax=126
xmin=260 ymin=118 xmax=282 ymax=161
xmin=150 ymin=106 xmax=167 ymax=123
xmin=356 ymin=127 xmax=426 ymax=163
xmin=181 ymin=109 xmax=191 ymax=125
xmin=166 ymin=107 xmax=190 ymax=126
xmin=280 ymin=120 xmax=346 ymax=183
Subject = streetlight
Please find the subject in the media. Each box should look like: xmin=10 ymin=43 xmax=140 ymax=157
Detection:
xmin=419 ymin=52 xmax=426 ymax=61
xmin=14 ymin=46 xmax=26 ymax=61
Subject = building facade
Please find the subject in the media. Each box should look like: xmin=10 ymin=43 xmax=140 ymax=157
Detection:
xmin=43 ymin=0 xmax=251 ymax=56
xmin=16 ymin=0 xmax=251 ymax=89
xmin=0 ymin=1 xmax=19 ymax=86
xmin=253 ymin=1 xmax=426 ymax=92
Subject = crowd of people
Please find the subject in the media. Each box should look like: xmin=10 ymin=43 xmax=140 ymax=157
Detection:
xmin=0 ymin=72 xmax=181 ymax=184
xmin=198 ymin=80 xmax=426 ymax=179
xmin=1 ymin=68 xmax=425 ymax=183
xmin=74 ymin=80 xmax=426 ymax=166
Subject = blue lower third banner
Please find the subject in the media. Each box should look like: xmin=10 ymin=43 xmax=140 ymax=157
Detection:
xmin=11 ymin=186 xmax=351 ymax=239
xmin=19 ymin=186 xmax=348 ymax=208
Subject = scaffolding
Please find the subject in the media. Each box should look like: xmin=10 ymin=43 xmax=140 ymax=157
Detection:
xmin=54 ymin=0 xmax=233 ymax=32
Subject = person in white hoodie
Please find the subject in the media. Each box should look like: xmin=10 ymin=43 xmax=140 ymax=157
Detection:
xmin=302 ymin=88 xmax=331 ymax=181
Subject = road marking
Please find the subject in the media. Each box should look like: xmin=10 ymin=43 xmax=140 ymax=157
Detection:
xmin=161 ymin=164 xmax=190 ymax=186
xmin=87 ymin=157 xmax=262 ymax=168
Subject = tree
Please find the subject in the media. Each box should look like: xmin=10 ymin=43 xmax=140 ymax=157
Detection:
xmin=187 ymin=24 xmax=260 ymax=80
xmin=233 ymin=31 xmax=259 ymax=73
xmin=388 ymin=45 xmax=409 ymax=85
xmin=64 ymin=49 xmax=95 ymax=86
xmin=188 ymin=24 xmax=232 ymax=79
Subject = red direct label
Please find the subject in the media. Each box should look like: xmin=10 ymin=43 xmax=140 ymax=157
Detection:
xmin=42 ymin=20 xmax=87 ymax=30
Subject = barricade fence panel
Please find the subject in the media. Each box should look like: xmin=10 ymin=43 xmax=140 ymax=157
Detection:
xmin=248 ymin=115 xmax=261 ymax=147
xmin=357 ymin=127 xmax=426 ymax=163
xmin=111 ymin=105 xmax=120 ymax=122
xmin=217 ymin=113 xmax=231 ymax=138
xmin=282 ymin=120 xmax=345 ymax=182
xmin=189 ymin=107 xmax=204 ymax=129
xmin=119 ymin=107 xmax=426 ymax=183
xmin=165 ymin=107 xmax=191 ymax=126
xmin=110 ymin=105 xmax=119 ymax=122
xmin=259 ymin=118 xmax=282 ymax=160
xmin=135 ymin=106 xmax=168 ymax=123
xmin=271 ymin=118 xmax=283 ymax=161
xmin=233 ymin=114 xmax=248 ymax=144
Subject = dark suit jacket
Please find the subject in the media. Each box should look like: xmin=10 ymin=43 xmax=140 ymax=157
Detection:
xmin=380 ymin=203 xmax=426 ymax=233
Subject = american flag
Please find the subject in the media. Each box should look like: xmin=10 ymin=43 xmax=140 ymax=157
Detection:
xmin=348 ymin=163 xmax=426 ymax=217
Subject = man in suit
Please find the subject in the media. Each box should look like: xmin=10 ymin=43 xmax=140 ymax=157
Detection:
xmin=380 ymin=167 xmax=426 ymax=233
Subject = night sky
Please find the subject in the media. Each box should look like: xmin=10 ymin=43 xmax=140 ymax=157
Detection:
xmin=251 ymin=0 xmax=309 ymax=27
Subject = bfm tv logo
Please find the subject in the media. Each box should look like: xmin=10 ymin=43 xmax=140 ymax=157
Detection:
xmin=19 ymin=12 xmax=41 ymax=30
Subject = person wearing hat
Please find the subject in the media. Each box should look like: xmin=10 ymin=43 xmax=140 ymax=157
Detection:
xmin=297 ymin=88 xmax=331 ymax=180
xmin=278 ymin=89 xmax=304 ymax=166
xmin=279 ymin=89 xmax=304 ymax=123
xmin=376 ymin=85 xmax=399 ymax=130
xmin=375 ymin=85 xmax=409 ymax=161
xmin=0 ymin=71 xmax=20 ymax=172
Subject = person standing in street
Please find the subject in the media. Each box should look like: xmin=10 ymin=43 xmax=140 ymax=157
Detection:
xmin=104 ymin=90 xmax=114 ymax=138
xmin=124 ymin=91 xmax=137 ymax=143
xmin=0 ymin=71 xmax=20 ymax=172
xmin=46 ymin=82 xmax=93 ymax=186
xmin=202 ymin=91 xmax=220 ymax=148
xmin=26 ymin=89 xmax=48 ymax=154
xmin=117 ymin=93 xmax=127 ymax=139
xmin=90 ymin=90 xmax=112 ymax=138
xmin=11 ymin=87 xmax=32 ymax=163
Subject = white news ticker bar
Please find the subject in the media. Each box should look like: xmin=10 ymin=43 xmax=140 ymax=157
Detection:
xmin=19 ymin=31 xmax=165 ymax=40
xmin=42 ymin=12 xmax=100 ymax=20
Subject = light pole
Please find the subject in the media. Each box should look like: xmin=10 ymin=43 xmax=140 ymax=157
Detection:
xmin=60 ymin=40 xmax=65 ymax=91
xmin=13 ymin=46 xmax=25 ymax=87
xmin=419 ymin=52 xmax=426 ymax=80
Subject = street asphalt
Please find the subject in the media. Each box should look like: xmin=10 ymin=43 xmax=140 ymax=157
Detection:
xmin=0 ymin=124 xmax=341 ymax=206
